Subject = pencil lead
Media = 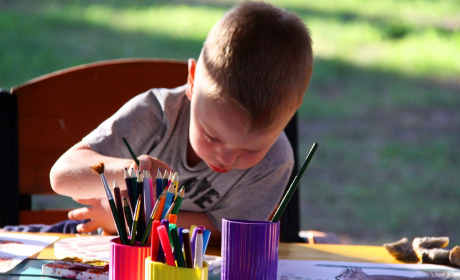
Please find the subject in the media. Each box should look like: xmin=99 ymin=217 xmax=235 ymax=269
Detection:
xmin=163 ymin=170 xmax=169 ymax=180
xmin=171 ymin=172 xmax=178 ymax=184
xmin=137 ymin=170 xmax=143 ymax=182
xmin=157 ymin=168 xmax=162 ymax=178
xmin=168 ymin=183 xmax=175 ymax=193
xmin=130 ymin=167 xmax=135 ymax=177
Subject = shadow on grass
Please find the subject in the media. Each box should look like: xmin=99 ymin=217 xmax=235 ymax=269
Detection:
xmin=298 ymin=60 xmax=460 ymax=245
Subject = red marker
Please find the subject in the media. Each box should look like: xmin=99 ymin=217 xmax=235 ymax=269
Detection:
xmin=157 ymin=225 xmax=176 ymax=266
xmin=150 ymin=220 xmax=160 ymax=261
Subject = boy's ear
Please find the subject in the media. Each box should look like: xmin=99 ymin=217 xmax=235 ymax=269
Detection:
xmin=186 ymin=59 xmax=197 ymax=101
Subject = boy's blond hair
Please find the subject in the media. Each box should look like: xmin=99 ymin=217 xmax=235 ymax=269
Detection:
xmin=200 ymin=1 xmax=313 ymax=132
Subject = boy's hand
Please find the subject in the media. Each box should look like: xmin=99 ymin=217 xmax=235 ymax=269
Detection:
xmin=68 ymin=197 xmax=117 ymax=235
xmin=130 ymin=155 xmax=171 ymax=176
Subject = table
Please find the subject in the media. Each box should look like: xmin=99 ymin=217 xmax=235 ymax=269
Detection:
xmin=1 ymin=233 xmax=402 ymax=279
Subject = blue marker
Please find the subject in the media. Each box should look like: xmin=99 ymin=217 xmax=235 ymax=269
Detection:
xmin=203 ymin=229 xmax=211 ymax=255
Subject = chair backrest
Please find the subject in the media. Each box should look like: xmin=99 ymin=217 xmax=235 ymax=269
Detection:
xmin=0 ymin=58 xmax=301 ymax=241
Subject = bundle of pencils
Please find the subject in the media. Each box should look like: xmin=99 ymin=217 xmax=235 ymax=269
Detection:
xmin=91 ymin=161 xmax=186 ymax=246
xmin=114 ymin=136 xmax=211 ymax=264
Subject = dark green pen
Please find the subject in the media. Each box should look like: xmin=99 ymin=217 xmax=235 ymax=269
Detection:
xmin=170 ymin=225 xmax=186 ymax=268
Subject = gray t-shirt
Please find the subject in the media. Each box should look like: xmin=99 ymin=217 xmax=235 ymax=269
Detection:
xmin=83 ymin=85 xmax=293 ymax=231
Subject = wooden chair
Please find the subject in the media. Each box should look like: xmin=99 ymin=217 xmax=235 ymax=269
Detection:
xmin=0 ymin=58 xmax=302 ymax=242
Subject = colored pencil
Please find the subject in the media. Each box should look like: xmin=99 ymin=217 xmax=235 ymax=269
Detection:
xmin=146 ymin=170 xmax=155 ymax=204
xmin=163 ymin=202 xmax=175 ymax=221
xmin=112 ymin=181 xmax=126 ymax=238
xmin=171 ymin=186 xmax=184 ymax=215
xmin=140 ymin=195 xmax=162 ymax=246
xmin=143 ymin=170 xmax=152 ymax=226
xmin=130 ymin=194 xmax=142 ymax=246
xmin=122 ymin=137 xmax=140 ymax=167
xmin=161 ymin=183 xmax=175 ymax=219
xmin=171 ymin=172 xmax=179 ymax=196
xmin=168 ymin=169 xmax=174 ymax=186
xmin=136 ymin=171 xmax=145 ymax=240
xmin=156 ymin=169 xmax=163 ymax=202
xmin=271 ymin=143 xmax=318 ymax=223
xmin=162 ymin=170 xmax=169 ymax=191
xmin=153 ymin=191 xmax=166 ymax=221
xmin=90 ymin=162 xmax=128 ymax=245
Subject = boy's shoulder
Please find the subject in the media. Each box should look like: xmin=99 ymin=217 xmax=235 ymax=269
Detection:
xmin=126 ymin=85 xmax=188 ymax=118
xmin=144 ymin=85 xmax=187 ymax=106
xmin=259 ymin=131 xmax=294 ymax=169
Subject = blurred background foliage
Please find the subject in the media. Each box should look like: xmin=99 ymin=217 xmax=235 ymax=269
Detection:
xmin=1 ymin=0 xmax=459 ymax=245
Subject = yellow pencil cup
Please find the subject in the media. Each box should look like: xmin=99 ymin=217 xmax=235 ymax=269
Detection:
xmin=145 ymin=256 xmax=208 ymax=280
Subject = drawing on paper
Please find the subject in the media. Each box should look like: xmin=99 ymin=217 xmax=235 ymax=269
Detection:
xmin=277 ymin=260 xmax=460 ymax=280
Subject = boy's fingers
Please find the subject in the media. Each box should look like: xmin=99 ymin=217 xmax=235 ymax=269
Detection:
xmin=76 ymin=220 xmax=98 ymax=233
xmin=72 ymin=198 xmax=98 ymax=205
xmin=137 ymin=155 xmax=152 ymax=171
xmin=128 ymin=161 xmax=137 ymax=172
xmin=68 ymin=207 xmax=92 ymax=221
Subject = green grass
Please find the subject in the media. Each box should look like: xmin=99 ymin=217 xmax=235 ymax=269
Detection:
xmin=1 ymin=0 xmax=460 ymax=246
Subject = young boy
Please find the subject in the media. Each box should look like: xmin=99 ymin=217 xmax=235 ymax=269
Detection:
xmin=50 ymin=1 xmax=313 ymax=244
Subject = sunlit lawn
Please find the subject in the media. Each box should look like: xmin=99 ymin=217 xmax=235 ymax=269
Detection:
xmin=1 ymin=0 xmax=459 ymax=245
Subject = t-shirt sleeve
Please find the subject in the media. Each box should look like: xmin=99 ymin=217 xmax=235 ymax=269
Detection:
xmin=82 ymin=89 xmax=167 ymax=158
xmin=206 ymin=134 xmax=294 ymax=231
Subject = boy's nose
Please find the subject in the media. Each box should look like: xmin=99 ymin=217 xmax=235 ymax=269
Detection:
xmin=216 ymin=146 xmax=237 ymax=166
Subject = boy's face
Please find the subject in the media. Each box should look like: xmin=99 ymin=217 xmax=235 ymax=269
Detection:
xmin=186 ymin=59 xmax=288 ymax=173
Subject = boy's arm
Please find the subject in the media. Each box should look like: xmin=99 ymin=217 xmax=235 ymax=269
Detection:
xmin=175 ymin=211 xmax=222 ymax=246
xmin=50 ymin=141 xmax=170 ymax=198
xmin=50 ymin=141 xmax=133 ymax=199
xmin=50 ymin=141 xmax=171 ymax=234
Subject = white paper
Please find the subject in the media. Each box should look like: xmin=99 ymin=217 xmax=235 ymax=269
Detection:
xmin=0 ymin=232 xmax=60 ymax=272
xmin=277 ymin=260 xmax=460 ymax=280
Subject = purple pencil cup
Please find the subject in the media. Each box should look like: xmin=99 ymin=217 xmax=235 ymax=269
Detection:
xmin=221 ymin=219 xmax=280 ymax=280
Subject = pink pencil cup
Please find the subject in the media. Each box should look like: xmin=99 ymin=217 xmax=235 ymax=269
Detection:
xmin=109 ymin=237 xmax=150 ymax=280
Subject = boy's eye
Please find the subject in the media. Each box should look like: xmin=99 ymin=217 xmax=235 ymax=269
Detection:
xmin=204 ymin=132 xmax=219 ymax=142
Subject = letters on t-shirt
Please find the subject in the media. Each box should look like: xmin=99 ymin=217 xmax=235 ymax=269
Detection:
xmin=183 ymin=177 xmax=221 ymax=209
